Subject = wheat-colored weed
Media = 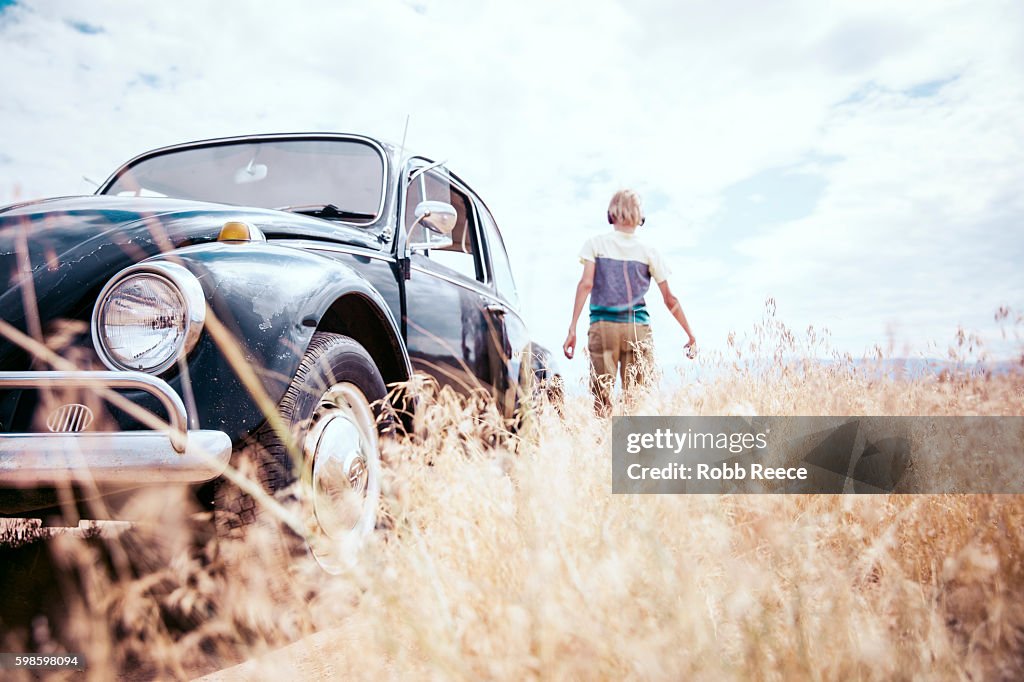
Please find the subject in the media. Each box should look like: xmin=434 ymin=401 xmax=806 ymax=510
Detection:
xmin=4 ymin=312 xmax=1023 ymax=681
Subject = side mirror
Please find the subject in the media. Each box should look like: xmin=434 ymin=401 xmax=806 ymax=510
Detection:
xmin=408 ymin=200 xmax=456 ymax=252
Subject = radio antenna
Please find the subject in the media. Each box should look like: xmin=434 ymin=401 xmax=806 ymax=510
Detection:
xmin=397 ymin=114 xmax=410 ymax=166
xmin=382 ymin=115 xmax=412 ymax=245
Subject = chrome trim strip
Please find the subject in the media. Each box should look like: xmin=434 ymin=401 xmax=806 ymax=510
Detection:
xmin=0 ymin=430 xmax=232 ymax=484
xmin=409 ymin=263 xmax=496 ymax=299
xmin=91 ymin=262 xmax=206 ymax=377
xmin=97 ymin=133 xmax=390 ymax=226
xmin=282 ymin=241 xmax=396 ymax=262
xmin=0 ymin=371 xmax=188 ymax=453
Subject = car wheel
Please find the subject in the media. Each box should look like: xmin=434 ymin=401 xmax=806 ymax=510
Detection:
xmin=215 ymin=331 xmax=388 ymax=573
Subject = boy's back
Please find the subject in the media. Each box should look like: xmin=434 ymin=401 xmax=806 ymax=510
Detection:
xmin=579 ymin=230 xmax=670 ymax=325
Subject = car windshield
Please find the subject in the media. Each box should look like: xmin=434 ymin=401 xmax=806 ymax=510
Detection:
xmin=102 ymin=138 xmax=386 ymax=223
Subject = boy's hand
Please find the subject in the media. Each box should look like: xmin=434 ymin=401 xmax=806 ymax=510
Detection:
xmin=563 ymin=331 xmax=577 ymax=359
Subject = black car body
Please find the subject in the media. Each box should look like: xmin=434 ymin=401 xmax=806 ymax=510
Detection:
xmin=0 ymin=133 xmax=555 ymax=543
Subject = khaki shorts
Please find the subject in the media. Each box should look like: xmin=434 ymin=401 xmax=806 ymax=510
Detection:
xmin=587 ymin=320 xmax=654 ymax=414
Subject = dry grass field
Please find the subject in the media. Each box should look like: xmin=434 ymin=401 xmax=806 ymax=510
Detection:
xmin=2 ymin=311 xmax=1023 ymax=681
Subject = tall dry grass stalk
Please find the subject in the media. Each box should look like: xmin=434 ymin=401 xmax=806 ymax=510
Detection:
xmin=3 ymin=312 xmax=1023 ymax=681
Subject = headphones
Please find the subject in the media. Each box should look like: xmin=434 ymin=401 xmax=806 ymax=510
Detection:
xmin=608 ymin=212 xmax=645 ymax=226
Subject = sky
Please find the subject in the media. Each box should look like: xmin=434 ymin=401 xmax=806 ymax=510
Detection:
xmin=1 ymin=0 xmax=1022 ymax=387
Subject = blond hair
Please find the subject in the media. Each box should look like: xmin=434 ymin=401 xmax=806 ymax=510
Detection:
xmin=607 ymin=189 xmax=643 ymax=227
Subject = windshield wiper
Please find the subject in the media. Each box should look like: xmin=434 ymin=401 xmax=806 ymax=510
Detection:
xmin=275 ymin=204 xmax=376 ymax=222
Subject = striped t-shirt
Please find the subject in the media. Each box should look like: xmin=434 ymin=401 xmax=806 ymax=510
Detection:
xmin=578 ymin=230 xmax=671 ymax=324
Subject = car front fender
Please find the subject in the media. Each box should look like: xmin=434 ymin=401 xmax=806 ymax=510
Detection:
xmin=139 ymin=242 xmax=409 ymax=441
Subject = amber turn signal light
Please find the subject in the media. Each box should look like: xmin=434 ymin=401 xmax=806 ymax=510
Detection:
xmin=218 ymin=221 xmax=266 ymax=242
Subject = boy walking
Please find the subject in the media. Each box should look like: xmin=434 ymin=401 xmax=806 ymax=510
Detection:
xmin=563 ymin=189 xmax=696 ymax=415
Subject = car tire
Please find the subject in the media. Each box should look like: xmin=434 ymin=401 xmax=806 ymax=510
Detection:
xmin=214 ymin=331 xmax=389 ymax=572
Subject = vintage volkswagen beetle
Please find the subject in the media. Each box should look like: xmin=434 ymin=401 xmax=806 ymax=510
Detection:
xmin=0 ymin=133 xmax=555 ymax=568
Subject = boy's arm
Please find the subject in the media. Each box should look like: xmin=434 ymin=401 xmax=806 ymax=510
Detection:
xmin=657 ymin=280 xmax=696 ymax=349
xmin=563 ymin=261 xmax=596 ymax=359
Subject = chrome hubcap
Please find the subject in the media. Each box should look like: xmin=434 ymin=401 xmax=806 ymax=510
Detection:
xmin=303 ymin=383 xmax=380 ymax=571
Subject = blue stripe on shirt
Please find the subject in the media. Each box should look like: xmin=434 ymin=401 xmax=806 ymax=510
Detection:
xmin=589 ymin=304 xmax=651 ymax=324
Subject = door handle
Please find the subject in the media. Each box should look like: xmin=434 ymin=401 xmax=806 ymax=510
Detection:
xmin=484 ymin=303 xmax=506 ymax=316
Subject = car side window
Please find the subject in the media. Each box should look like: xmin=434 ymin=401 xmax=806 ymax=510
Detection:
xmin=405 ymin=169 xmax=482 ymax=283
xmin=477 ymin=202 xmax=520 ymax=308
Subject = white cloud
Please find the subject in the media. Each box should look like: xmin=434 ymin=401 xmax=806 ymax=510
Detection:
xmin=0 ymin=0 xmax=1021 ymax=388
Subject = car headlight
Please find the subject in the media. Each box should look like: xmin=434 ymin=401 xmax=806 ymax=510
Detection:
xmin=92 ymin=262 xmax=206 ymax=374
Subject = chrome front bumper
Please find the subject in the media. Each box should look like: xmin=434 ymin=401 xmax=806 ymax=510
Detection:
xmin=0 ymin=371 xmax=232 ymax=485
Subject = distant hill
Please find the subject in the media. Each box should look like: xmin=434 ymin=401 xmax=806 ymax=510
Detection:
xmin=657 ymin=355 xmax=1023 ymax=386
xmin=846 ymin=357 xmax=1023 ymax=379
